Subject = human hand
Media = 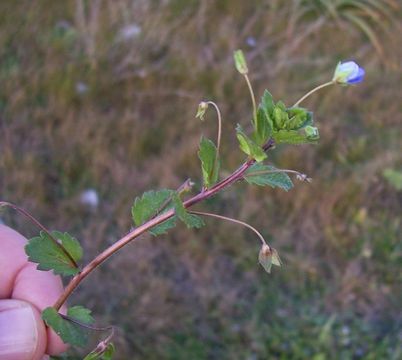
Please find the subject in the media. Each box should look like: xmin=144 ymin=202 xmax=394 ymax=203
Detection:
xmin=0 ymin=225 xmax=68 ymax=360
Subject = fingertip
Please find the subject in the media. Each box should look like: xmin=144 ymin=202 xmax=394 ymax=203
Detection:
xmin=0 ymin=299 xmax=47 ymax=360
xmin=46 ymin=327 xmax=69 ymax=356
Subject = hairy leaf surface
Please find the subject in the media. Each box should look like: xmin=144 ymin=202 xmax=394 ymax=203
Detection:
xmin=245 ymin=164 xmax=293 ymax=191
xmin=42 ymin=306 xmax=94 ymax=347
xmin=25 ymin=231 xmax=81 ymax=276
xmin=198 ymin=136 xmax=220 ymax=188
xmin=132 ymin=190 xmax=177 ymax=236
xmin=273 ymin=129 xmax=318 ymax=145
xmin=172 ymin=195 xmax=204 ymax=229
xmin=236 ymin=124 xmax=267 ymax=162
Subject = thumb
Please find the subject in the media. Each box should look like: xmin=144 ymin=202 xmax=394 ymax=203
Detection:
xmin=0 ymin=299 xmax=47 ymax=360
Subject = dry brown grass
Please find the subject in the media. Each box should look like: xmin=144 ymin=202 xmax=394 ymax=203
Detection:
xmin=0 ymin=1 xmax=401 ymax=358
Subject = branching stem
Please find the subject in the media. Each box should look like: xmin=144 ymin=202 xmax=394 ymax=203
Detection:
xmin=53 ymin=138 xmax=275 ymax=310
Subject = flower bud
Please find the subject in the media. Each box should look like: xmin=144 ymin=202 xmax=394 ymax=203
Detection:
xmin=195 ymin=101 xmax=209 ymax=120
xmin=332 ymin=61 xmax=365 ymax=85
xmin=233 ymin=49 xmax=248 ymax=75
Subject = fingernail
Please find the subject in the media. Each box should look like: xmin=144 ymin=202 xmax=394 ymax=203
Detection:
xmin=0 ymin=300 xmax=39 ymax=360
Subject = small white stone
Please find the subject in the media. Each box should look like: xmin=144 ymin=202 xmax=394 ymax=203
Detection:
xmin=118 ymin=24 xmax=142 ymax=41
xmin=80 ymin=189 xmax=99 ymax=208
xmin=55 ymin=20 xmax=72 ymax=31
xmin=75 ymin=82 xmax=88 ymax=94
xmin=246 ymin=36 xmax=257 ymax=48
xmin=341 ymin=325 xmax=350 ymax=336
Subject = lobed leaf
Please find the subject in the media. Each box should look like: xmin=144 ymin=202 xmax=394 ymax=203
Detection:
xmin=244 ymin=164 xmax=293 ymax=191
xmin=52 ymin=231 xmax=83 ymax=263
xmin=25 ymin=231 xmax=82 ymax=276
xmin=236 ymin=124 xmax=267 ymax=162
xmin=42 ymin=306 xmax=94 ymax=347
xmin=253 ymin=90 xmax=275 ymax=145
xmin=272 ymin=129 xmax=318 ymax=145
xmin=285 ymin=107 xmax=313 ymax=130
xmin=272 ymin=103 xmax=289 ymax=130
xmin=253 ymin=106 xmax=272 ymax=146
xmin=260 ymin=90 xmax=275 ymax=115
xmin=172 ymin=195 xmax=204 ymax=229
xmin=198 ymin=136 xmax=220 ymax=188
xmin=132 ymin=189 xmax=177 ymax=236
xmin=150 ymin=217 xmax=177 ymax=236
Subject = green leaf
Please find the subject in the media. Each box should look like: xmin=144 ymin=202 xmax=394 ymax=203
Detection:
xmin=236 ymin=124 xmax=267 ymax=162
xmin=285 ymin=108 xmax=313 ymax=130
xmin=25 ymin=231 xmax=81 ymax=276
xmin=304 ymin=126 xmax=320 ymax=141
xmin=383 ymin=168 xmax=402 ymax=191
xmin=42 ymin=306 xmax=94 ymax=347
xmin=150 ymin=217 xmax=177 ymax=236
xmin=132 ymin=189 xmax=177 ymax=236
xmin=260 ymin=90 xmax=275 ymax=115
xmin=68 ymin=305 xmax=94 ymax=324
xmin=244 ymin=164 xmax=293 ymax=191
xmin=132 ymin=189 xmax=173 ymax=225
xmin=272 ymin=104 xmax=289 ymax=130
xmin=233 ymin=49 xmax=248 ymax=74
xmin=253 ymin=90 xmax=274 ymax=145
xmin=273 ymin=129 xmax=318 ymax=145
xmin=258 ymin=244 xmax=281 ymax=274
xmin=84 ymin=343 xmax=115 ymax=360
xmin=172 ymin=195 xmax=204 ymax=229
xmin=253 ymin=106 xmax=272 ymax=146
xmin=52 ymin=231 xmax=83 ymax=263
xmin=198 ymin=136 xmax=220 ymax=188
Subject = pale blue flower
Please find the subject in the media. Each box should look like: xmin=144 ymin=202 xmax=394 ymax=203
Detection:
xmin=333 ymin=61 xmax=365 ymax=85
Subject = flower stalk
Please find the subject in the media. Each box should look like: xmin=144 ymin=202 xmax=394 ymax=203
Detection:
xmin=292 ymin=81 xmax=334 ymax=107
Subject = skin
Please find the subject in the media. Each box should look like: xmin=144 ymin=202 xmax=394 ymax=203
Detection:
xmin=0 ymin=224 xmax=68 ymax=359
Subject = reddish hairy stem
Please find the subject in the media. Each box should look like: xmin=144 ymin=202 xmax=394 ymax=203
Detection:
xmin=53 ymin=139 xmax=275 ymax=310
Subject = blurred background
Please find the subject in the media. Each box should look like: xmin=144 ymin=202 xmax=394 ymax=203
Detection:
xmin=0 ymin=1 xmax=401 ymax=359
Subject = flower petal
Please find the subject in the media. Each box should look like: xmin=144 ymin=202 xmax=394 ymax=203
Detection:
xmin=347 ymin=67 xmax=365 ymax=84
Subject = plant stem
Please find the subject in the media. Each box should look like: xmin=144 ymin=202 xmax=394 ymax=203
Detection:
xmin=53 ymin=138 xmax=275 ymax=310
xmin=206 ymin=101 xmax=222 ymax=156
xmin=244 ymin=74 xmax=257 ymax=124
xmin=292 ymin=81 xmax=334 ymax=107
xmin=60 ymin=314 xmax=114 ymax=333
xmin=206 ymin=101 xmax=222 ymax=188
xmin=189 ymin=210 xmax=267 ymax=245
